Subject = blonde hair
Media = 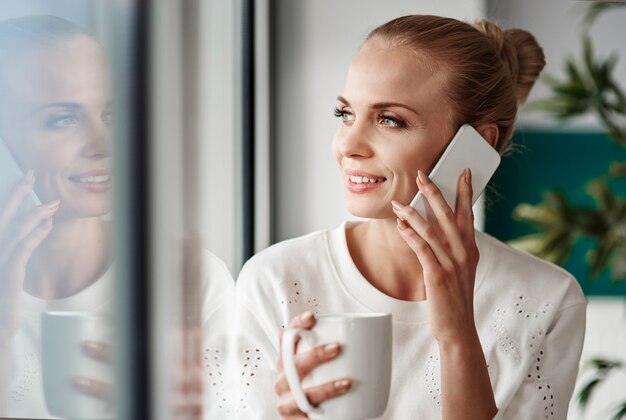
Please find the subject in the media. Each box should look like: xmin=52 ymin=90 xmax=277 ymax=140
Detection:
xmin=367 ymin=15 xmax=546 ymax=154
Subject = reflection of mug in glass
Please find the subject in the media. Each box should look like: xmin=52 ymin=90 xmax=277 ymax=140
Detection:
xmin=41 ymin=311 xmax=113 ymax=419
xmin=281 ymin=313 xmax=392 ymax=419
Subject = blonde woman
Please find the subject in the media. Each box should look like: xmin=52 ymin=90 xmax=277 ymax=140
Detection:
xmin=236 ymin=15 xmax=586 ymax=420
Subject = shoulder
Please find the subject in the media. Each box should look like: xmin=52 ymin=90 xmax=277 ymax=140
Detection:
xmin=238 ymin=227 xmax=333 ymax=284
xmin=475 ymin=231 xmax=586 ymax=309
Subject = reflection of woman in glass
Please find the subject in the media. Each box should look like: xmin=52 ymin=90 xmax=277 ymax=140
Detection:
xmin=236 ymin=15 xmax=587 ymax=419
xmin=0 ymin=16 xmax=113 ymax=417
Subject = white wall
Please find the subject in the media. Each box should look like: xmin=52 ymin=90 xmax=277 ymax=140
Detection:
xmin=274 ymin=0 xmax=485 ymax=242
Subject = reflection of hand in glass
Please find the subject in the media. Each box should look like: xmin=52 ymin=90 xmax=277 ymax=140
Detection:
xmin=73 ymin=340 xmax=112 ymax=402
xmin=0 ymin=15 xmax=113 ymax=417
xmin=0 ymin=173 xmax=58 ymax=340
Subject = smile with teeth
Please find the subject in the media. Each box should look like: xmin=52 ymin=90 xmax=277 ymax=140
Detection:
xmin=349 ymin=175 xmax=385 ymax=184
xmin=74 ymin=175 xmax=110 ymax=183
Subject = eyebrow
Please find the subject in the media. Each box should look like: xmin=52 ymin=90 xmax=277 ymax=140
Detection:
xmin=31 ymin=102 xmax=82 ymax=114
xmin=30 ymin=101 xmax=113 ymax=117
xmin=336 ymin=96 xmax=419 ymax=115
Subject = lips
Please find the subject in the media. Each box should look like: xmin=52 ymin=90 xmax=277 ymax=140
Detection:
xmin=345 ymin=169 xmax=387 ymax=193
xmin=68 ymin=170 xmax=111 ymax=193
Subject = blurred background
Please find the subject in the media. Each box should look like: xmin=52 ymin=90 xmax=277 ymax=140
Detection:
xmin=1 ymin=0 xmax=624 ymax=419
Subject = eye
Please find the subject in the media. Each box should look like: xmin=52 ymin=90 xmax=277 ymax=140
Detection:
xmin=377 ymin=114 xmax=406 ymax=128
xmin=333 ymin=107 xmax=355 ymax=123
xmin=46 ymin=113 xmax=79 ymax=128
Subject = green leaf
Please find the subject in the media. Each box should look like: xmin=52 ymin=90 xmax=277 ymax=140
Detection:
xmin=587 ymin=358 xmax=623 ymax=372
xmin=589 ymin=236 xmax=616 ymax=279
xmin=512 ymin=203 xmax=560 ymax=229
xmin=579 ymin=377 xmax=602 ymax=408
xmin=612 ymin=400 xmax=626 ymax=420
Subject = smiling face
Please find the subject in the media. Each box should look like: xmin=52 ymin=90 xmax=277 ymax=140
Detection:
xmin=0 ymin=35 xmax=112 ymax=219
xmin=332 ymin=39 xmax=456 ymax=219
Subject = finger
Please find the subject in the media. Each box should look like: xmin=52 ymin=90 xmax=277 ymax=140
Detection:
xmin=277 ymin=378 xmax=351 ymax=417
xmin=274 ymin=342 xmax=341 ymax=395
xmin=277 ymin=311 xmax=316 ymax=373
xmin=1 ymin=201 xmax=59 ymax=263
xmin=0 ymin=170 xmax=34 ymax=230
xmin=391 ymin=200 xmax=454 ymax=272
xmin=415 ymin=170 xmax=467 ymax=262
xmin=396 ymin=218 xmax=446 ymax=283
xmin=72 ymin=376 xmax=111 ymax=402
xmin=455 ymin=168 xmax=476 ymax=246
xmin=82 ymin=341 xmax=112 ymax=363
xmin=10 ymin=217 xmax=54 ymax=268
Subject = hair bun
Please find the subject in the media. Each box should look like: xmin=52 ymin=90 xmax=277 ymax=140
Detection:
xmin=474 ymin=20 xmax=546 ymax=104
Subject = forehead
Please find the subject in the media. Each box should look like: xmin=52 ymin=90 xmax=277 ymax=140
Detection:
xmin=1 ymin=36 xmax=110 ymax=111
xmin=342 ymin=40 xmax=449 ymax=112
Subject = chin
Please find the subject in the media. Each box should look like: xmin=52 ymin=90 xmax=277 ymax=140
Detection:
xmin=345 ymin=199 xmax=390 ymax=220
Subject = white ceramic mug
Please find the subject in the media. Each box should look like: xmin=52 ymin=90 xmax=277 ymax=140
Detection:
xmin=281 ymin=312 xmax=392 ymax=420
xmin=41 ymin=311 xmax=114 ymax=419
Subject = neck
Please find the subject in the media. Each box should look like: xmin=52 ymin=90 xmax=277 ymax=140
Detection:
xmin=347 ymin=218 xmax=427 ymax=301
xmin=23 ymin=216 xmax=111 ymax=300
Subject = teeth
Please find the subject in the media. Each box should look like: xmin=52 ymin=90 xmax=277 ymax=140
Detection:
xmin=78 ymin=175 xmax=110 ymax=183
xmin=349 ymin=175 xmax=384 ymax=184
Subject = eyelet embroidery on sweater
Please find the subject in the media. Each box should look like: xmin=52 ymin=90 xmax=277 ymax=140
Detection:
xmin=514 ymin=295 xmax=552 ymax=321
xmin=491 ymin=308 xmax=521 ymax=363
xmin=279 ymin=282 xmax=320 ymax=329
xmin=423 ymin=354 xmax=441 ymax=408
xmin=204 ymin=347 xmax=232 ymax=413
xmin=238 ymin=347 xmax=263 ymax=410
xmin=525 ymin=348 xmax=555 ymax=419
xmin=9 ymin=352 xmax=36 ymax=407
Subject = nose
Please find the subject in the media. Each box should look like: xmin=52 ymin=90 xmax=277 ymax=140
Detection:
xmin=81 ymin=116 xmax=111 ymax=159
xmin=337 ymin=120 xmax=372 ymax=158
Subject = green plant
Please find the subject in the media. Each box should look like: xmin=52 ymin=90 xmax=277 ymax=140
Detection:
xmin=507 ymin=4 xmax=626 ymax=418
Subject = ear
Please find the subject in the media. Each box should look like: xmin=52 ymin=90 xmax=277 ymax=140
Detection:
xmin=475 ymin=123 xmax=499 ymax=149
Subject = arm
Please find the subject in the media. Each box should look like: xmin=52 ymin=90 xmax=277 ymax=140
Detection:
xmin=393 ymin=169 xmax=497 ymax=419
xmin=494 ymin=301 xmax=586 ymax=419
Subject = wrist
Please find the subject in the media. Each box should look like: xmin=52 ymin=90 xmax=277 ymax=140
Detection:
xmin=437 ymin=330 xmax=483 ymax=358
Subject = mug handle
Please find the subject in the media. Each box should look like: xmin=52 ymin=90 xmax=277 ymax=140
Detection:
xmin=281 ymin=328 xmax=316 ymax=413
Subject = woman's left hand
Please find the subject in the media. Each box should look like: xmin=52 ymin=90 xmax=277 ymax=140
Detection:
xmin=391 ymin=168 xmax=479 ymax=346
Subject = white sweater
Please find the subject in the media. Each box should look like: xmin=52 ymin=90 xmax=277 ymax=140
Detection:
xmin=234 ymin=222 xmax=587 ymax=420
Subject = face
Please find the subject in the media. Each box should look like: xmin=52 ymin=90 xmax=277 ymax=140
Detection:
xmin=332 ymin=39 xmax=456 ymax=219
xmin=0 ymin=35 xmax=112 ymax=219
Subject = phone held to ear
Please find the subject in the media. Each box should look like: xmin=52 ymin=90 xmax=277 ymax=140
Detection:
xmin=409 ymin=124 xmax=501 ymax=219
xmin=0 ymin=137 xmax=42 ymax=216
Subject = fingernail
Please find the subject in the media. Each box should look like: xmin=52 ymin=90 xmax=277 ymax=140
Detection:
xmin=334 ymin=379 xmax=351 ymax=392
xmin=46 ymin=200 xmax=61 ymax=210
xmin=323 ymin=343 xmax=340 ymax=356
xmin=24 ymin=170 xmax=35 ymax=184
xmin=391 ymin=200 xmax=404 ymax=212
xmin=396 ymin=218 xmax=406 ymax=230
xmin=300 ymin=311 xmax=313 ymax=323
xmin=465 ymin=168 xmax=472 ymax=185
xmin=82 ymin=341 xmax=104 ymax=357
xmin=417 ymin=170 xmax=429 ymax=185
xmin=72 ymin=376 xmax=91 ymax=388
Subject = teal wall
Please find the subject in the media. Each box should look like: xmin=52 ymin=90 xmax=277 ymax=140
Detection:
xmin=484 ymin=129 xmax=626 ymax=296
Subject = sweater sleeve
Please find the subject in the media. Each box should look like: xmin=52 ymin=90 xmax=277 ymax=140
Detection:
xmin=494 ymin=300 xmax=587 ymax=420
xmin=234 ymin=263 xmax=284 ymax=420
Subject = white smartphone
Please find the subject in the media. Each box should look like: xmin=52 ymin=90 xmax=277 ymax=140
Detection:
xmin=409 ymin=124 xmax=501 ymax=218
xmin=0 ymin=137 xmax=41 ymax=215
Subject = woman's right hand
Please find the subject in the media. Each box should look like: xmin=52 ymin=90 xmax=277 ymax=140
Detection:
xmin=0 ymin=171 xmax=59 ymax=341
xmin=274 ymin=311 xmax=352 ymax=419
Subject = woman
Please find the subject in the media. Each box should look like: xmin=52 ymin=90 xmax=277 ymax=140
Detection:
xmin=0 ymin=15 xmax=114 ymax=417
xmin=235 ymin=15 xmax=586 ymax=419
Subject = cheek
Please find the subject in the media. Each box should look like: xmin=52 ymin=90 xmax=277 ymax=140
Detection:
xmin=12 ymin=132 xmax=78 ymax=177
